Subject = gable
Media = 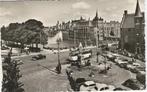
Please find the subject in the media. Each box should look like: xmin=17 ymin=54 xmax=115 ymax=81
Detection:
xmin=121 ymin=14 xmax=135 ymax=28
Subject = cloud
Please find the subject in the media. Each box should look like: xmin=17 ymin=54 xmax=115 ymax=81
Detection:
xmin=105 ymin=6 xmax=117 ymax=12
xmin=73 ymin=11 xmax=90 ymax=18
xmin=0 ymin=8 xmax=12 ymax=17
xmin=72 ymin=1 xmax=91 ymax=9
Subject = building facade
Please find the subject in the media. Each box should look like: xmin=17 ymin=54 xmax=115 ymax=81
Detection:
xmin=47 ymin=11 xmax=121 ymax=47
xmin=103 ymin=21 xmax=120 ymax=41
xmin=120 ymin=0 xmax=145 ymax=55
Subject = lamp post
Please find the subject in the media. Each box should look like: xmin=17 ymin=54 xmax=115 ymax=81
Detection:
xmin=94 ymin=27 xmax=99 ymax=63
xmin=55 ymin=35 xmax=62 ymax=74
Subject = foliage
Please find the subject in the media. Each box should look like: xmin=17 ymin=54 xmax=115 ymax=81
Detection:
xmin=1 ymin=19 xmax=48 ymax=46
xmin=2 ymin=49 xmax=24 ymax=92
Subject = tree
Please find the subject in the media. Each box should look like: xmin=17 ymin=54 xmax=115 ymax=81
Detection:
xmin=2 ymin=49 xmax=24 ymax=92
xmin=24 ymin=19 xmax=43 ymax=32
xmin=1 ymin=19 xmax=48 ymax=48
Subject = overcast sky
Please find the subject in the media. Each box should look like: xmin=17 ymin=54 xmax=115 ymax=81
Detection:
xmin=0 ymin=0 xmax=145 ymax=27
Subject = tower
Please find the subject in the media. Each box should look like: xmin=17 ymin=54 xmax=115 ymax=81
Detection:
xmin=134 ymin=0 xmax=143 ymax=25
xmin=93 ymin=10 xmax=98 ymax=22
xmin=134 ymin=0 xmax=144 ymax=54
xmin=135 ymin=0 xmax=142 ymax=17
xmin=93 ymin=10 xmax=99 ymax=27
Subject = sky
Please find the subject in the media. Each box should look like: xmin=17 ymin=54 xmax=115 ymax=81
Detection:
xmin=0 ymin=0 xmax=145 ymax=27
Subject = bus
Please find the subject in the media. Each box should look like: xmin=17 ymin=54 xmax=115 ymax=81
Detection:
xmin=68 ymin=49 xmax=92 ymax=62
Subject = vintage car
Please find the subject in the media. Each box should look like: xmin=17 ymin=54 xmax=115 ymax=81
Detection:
xmin=96 ymin=83 xmax=115 ymax=91
xmin=79 ymin=81 xmax=98 ymax=91
xmin=32 ymin=54 xmax=46 ymax=61
xmin=122 ymin=78 xmax=144 ymax=90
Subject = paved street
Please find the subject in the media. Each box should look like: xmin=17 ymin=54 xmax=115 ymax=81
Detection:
xmin=8 ymin=47 xmax=144 ymax=92
xmin=18 ymin=51 xmax=70 ymax=92
xmin=70 ymin=55 xmax=136 ymax=89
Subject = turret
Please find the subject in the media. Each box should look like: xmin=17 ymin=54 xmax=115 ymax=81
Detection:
xmin=93 ymin=10 xmax=99 ymax=21
xmin=135 ymin=0 xmax=142 ymax=17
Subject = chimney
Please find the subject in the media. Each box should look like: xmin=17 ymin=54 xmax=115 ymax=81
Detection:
xmin=124 ymin=10 xmax=127 ymax=15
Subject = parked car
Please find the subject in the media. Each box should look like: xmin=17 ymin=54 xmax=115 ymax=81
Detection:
xmin=135 ymin=66 xmax=145 ymax=73
xmin=132 ymin=62 xmax=141 ymax=67
xmin=118 ymin=61 xmax=128 ymax=68
xmin=1 ymin=46 xmax=9 ymax=50
xmin=136 ymin=71 xmax=146 ymax=85
xmin=126 ymin=64 xmax=137 ymax=73
xmin=74 ymin=78 xmax=86 ymax=91
xmin=111 ymin=53 xmax=120 ymax=57
xmin=113 ymin=87 xmax=127 ymax=91
xmin=79 ymin=81 xmax=98 ymax=91
xmin=96 ymin=83 xmax=115 ymax=91
xmin=122 ymin=78 xmax=144 ymax=90
xmin=106 ymin=53 xmax=116 ymax=61
xmin=114 ymin=57 xmax=128 ymax=63
xmin=126 ymin=63 xmax=142 ymax=73
xmin=32 ymin=54 xmax=46 ymax=61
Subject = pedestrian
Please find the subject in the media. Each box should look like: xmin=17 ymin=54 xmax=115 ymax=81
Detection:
xmin=26 ymin=47 xmax=29 ymax=55
xmin=56 ymin=62 xmax=62 ymax=74
xmin=19 ymin=48 xmax=21 ymax=56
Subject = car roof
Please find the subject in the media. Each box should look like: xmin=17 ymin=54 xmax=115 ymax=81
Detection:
xmin=133 ymin=63 xmax=140 ymax=65
xmin=118 ymin=61 xmax=127 ymax=64
xmin=85 ymin=81 xmax=95 ymax=85
xmin=96 ymin=83 xmax=107 ymax=88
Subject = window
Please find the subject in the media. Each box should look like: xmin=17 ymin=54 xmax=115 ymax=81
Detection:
xmin=136 ymin=19 xmax=140 ymax=23
xmin=136 ymin=47 xmax=140 ymax=54
xmin=128 ymin=29 xmax=131 ymax=31
xmin=124 ymin=35 xmax=128 ymax=43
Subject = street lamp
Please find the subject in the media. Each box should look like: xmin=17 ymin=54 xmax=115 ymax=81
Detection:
xmin=55 ymin=37 xmax=62 ymax=74
xmin=94 ymin=27 xmax=99 ymax=63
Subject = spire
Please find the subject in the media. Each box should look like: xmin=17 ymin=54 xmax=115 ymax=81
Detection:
xmin=96 ymin=10 xmax=98 ymax=18
xmin=93 ymin=10 xmax=98 ymax=21
xmin=135 ymin=0 xmax=142 ymax=17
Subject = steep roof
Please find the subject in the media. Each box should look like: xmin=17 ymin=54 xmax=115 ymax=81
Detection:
xmin=121 ymin=12 xmax=144 ymax=29
xmin=135 ymin=0 xmax=142 ymax=17
xmin=121 ymin=14 xmax=135 ymax=28
xmin=93 ymin=11 xmax=99 ymax=21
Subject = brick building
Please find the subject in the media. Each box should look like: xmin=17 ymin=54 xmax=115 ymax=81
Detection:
xmin=103 ymin=21 xmax=120 ymax=41
xmin=48 ymin=11 xmax=121 ymax=47
xmin=120 ymin=0 xmax=145 ymax=55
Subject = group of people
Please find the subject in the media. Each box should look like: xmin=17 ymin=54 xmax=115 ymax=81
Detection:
xmin=20 ymin=46 xmax=30 ymax=55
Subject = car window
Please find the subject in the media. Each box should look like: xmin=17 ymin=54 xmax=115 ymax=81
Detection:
xmin=83 ymin=84 xmax=88 ymax=87
xmin=105 ymin=87 xmax=109 ymax=90
xmin=100 ymin=88 xmax=105 ymax=91
xmin=76 ymin=78 xmax=86 ymax=84
xmin=89 ymin=84 xmax=96 ymax=86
